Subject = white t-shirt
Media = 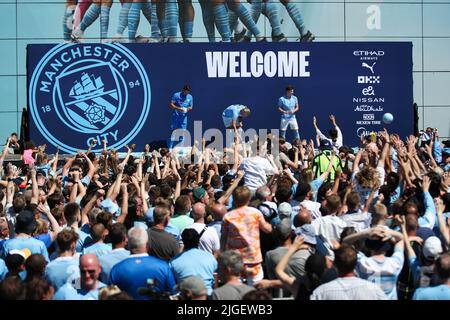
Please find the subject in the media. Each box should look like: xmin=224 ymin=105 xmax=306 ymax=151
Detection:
xmin=239 ymin=156 xmax=275 ymax=191
xmin=339 ymin=210 xmax=372 ymax=232
xmin=185 ymin=223 xmax=220 ymax=255
xmin=312 ymin=215 xmax=348 ymax=258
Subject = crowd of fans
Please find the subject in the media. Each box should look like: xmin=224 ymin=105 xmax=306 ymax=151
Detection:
xmin=0 ymin=117 xmax=449 ymax=300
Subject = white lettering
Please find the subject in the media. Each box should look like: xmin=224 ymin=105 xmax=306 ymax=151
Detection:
xmin=277 ymin=51 xmax=298 ymax=77
xmin=251 ymin=52 xmax=264 ymax=77
xmin=229 ymin=51 xmax=240 ymax=77
xmin=240 ymin=52 xmax=251 ymax=78
xmin=205 ymin=52 xmax=228 ymax=78
xmin=264 ymin=51 xmax=277 ymax=77
xmin=299 ymin=51 xmax=310 ymax=77
xmin=205 ymin=51 xmax=310 ymax=78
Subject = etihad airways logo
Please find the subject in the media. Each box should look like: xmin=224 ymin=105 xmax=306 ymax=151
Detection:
xmin=205 ymin=51 xmax=311 ymax=78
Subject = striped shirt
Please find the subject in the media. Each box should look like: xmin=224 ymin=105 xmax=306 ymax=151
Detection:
xmin=356 ymin=248 xmax=404 ymax=300
xmin=310 ymin=277 xmax=388 ymax=300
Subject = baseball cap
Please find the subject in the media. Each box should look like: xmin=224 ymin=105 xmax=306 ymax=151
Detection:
xmin=8 ymin=249 xmax=31 ymax=260
xmin=100 ymin=198 xmax=120 ymax=215
xmin=295 ymin=224 xmax=317 ymax=245
xmin=423 ymin=236 xmax=443 ymax=260
xmin=176 ymin=276 xmax=207 ymax=296
xmin=15 ymin=210 xmax=38 ymax=234
xmin=278 ymin=202 xmax=292 ymax=218
xmin=193 ymin=187 xmax=206 ymax=201
xmin=275 ymin=218 xmax=293 ymax=240
xmin=319 ymin=139 xmax=332 ymax=150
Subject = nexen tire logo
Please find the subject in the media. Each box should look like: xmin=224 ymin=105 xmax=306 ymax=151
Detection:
xmin=29 ymin=43 xmax=151 ymax=153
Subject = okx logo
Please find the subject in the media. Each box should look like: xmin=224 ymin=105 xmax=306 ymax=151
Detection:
xmin=29 ymin=43 xmax=151 ymax=153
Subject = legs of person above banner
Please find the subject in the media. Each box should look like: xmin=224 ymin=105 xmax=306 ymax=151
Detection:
xmin=212 ymin=1 xmax=231 ymax=42
xmin=100 ymin=0 xmax=112 ymax=41
xmin=199 ymin=0 xmax=216 ymax=42
xmin=73 ymin=0 xmax=92 ymax=31
xmin=280 ymin=0 xmax=314 ymax=41
xmin=114 ymin=0 xmax=132 ymax=41
xmin=141 ymin=1 xmax=153 ymax=28
xmin=264 ymin=0 xmax=286 ymax=42
xmin=233 ymin=21 xmax=246 ymax=42
xmin=63 ymin=1 xmax=77 ymax=42
xmin=156 ymin=1 xmax=168 ymax=41
xmin=150 ymin=3 xmax=162 ymax=41
xmin=72 ymin=1 xmax=101 ymax=41
xmin=177 ymin=0 xmax=194 ymax=42
xmin=127 ymin=0 xmax=142 ymax=42
xmin=243 ymin=0 xmax=262 ymax=41
xmin=228 ymin=10 xmax=238 ymax=40
xmin=165 ymin=0 xmax=179 ymax=42
xmin=227 ymin=0 xmax=264 ymax=41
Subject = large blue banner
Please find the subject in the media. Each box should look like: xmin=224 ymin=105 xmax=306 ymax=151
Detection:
xmin=27 ymin=42 xmax=413 ymax=153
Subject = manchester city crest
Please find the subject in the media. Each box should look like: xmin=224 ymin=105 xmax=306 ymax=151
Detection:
xmin=29 ymin=43 xmax=151 ymax=153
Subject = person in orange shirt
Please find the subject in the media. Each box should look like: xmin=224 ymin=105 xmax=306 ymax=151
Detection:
xmin=220 ymin=186 xmax=272 ymax=285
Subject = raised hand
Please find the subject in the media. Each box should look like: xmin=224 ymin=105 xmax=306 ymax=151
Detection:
xmin=422 ymin=175 xmax=431 ymax=192
xmin=291 ymin=235 xmax=305 ymax=250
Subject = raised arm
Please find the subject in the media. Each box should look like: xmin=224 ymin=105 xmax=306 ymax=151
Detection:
xmin=377 ymin=129 xmax=390 ymax=168
xmin=275 ymin=236 xmax=305 ymax=297
xmin=81 ymin=189 xmax=104 ymax=226
xmin=363 ymin=189 xmax=376 ymax=213
xmin=0 ymin=138 xmax=11 ymax=162
xmin=30 ymin=168 xmax=39 ymax=205
xmin=80 ymin=151 xmax=96 ymax=180
xmin=217 ymin=170 xmax=244 ymax=205
xmin=319 ymin=151 xmax=336 ymax=181
xmin=62 ymin=155 xmax=76 ymax=177
xmin=119 ymin=145 xmax=133 ymax=168
xmin=352 ymin=149 xmax=363 ymax=174
xmin=153 ymin=152 xmax=161 ymax=180
xmin=420 ymin=175 xmax=437 ymax=229
xmin=37 ymin=204 xmax=60 ymax=240
xmin=116 ymin=184 xmax=129 ymax=224
xmin=283 ymin=168 xmax=298 ymax=185
xmin=435 ymin=198 xmax=449 ymax=250
xmin=140 ymin=177 xmax=149 ymax=214
xmin=313 ymin=116 xmax=327 ymax=140
xmin=106 ymin=165 xmax=123 ymax=202
xmin=86 ymin=139 xmax=97 ymax=155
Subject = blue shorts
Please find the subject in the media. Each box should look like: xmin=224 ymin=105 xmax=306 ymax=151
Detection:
xmin=171 ymin=115 xmax=187 ymax=130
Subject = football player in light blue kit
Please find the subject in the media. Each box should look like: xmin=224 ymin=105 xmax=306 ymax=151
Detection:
xmin=168 ymin=84 xmax=193 ymax=150
xmin=222 ymin=104 xmax=251 ymax=148
xmin=278 ymin=85 xmax=300 ymax=140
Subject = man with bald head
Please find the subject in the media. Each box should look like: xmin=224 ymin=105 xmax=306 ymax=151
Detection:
xmin=293 ymin=205 xmax=312 ymax=228
xmin=208 ymin=203 xmax=228 ymax=239
xmin=53 ymin=253 xmax=106 ymax=300
xmin=186 ymin=203 xmax=220 ymax=255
